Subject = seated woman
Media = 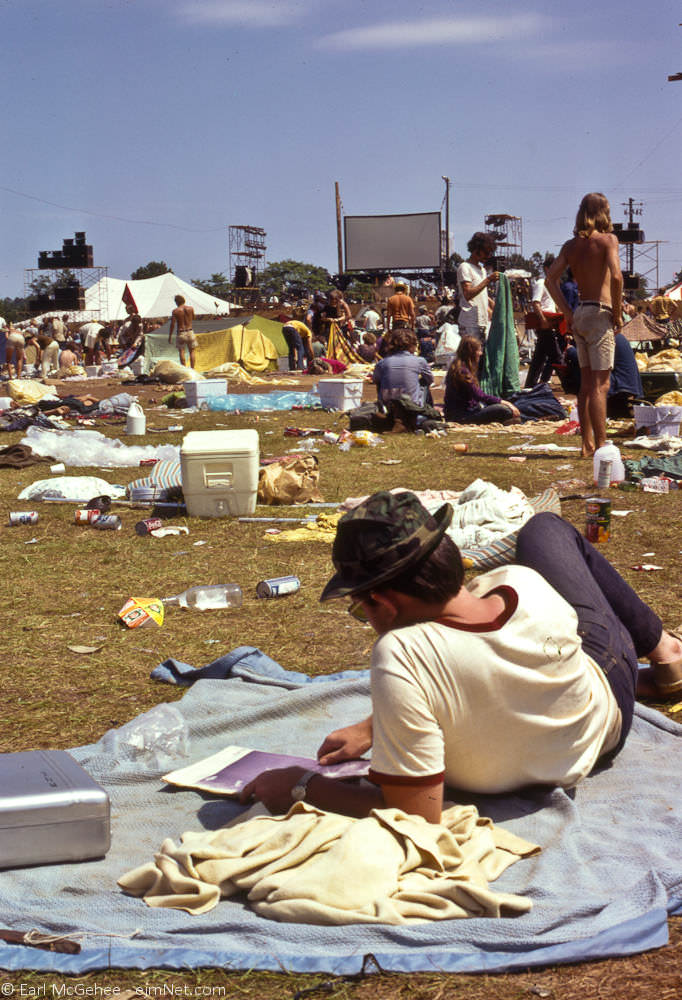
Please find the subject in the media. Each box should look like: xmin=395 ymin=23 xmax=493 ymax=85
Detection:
xmin=444 ymin=336 xmax=521 ymax=424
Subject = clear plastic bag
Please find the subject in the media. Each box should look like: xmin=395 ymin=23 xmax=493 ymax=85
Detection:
xmin=100 ymin=703 xmax=189 ymax=769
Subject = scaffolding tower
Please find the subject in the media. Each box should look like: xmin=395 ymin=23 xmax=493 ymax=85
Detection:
xmin=484 ymin=214 xmax=523 ymax=268
xmin=24 ymin=265 xmax=108 ymax=320
xmin=228 ymin=225 xmax=266 ymax=287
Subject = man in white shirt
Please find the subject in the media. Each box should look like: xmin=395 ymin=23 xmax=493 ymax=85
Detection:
xmin=362 ymin=306 xmax=381 ymax=332
xmin=456 ymin=232 xmax=499 ymax=345
xmin=79 ymin=320 xmax=105 ymax=365
xmin=242 ymin=493 xmax=682 ymax=821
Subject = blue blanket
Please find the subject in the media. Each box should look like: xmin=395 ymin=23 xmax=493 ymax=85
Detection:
xmin=1 ymin=647 xmax=681 ymax=975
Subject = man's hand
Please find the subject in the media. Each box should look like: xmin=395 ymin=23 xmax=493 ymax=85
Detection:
xmin=317 ymin=718 xmax=372 ymax=766
xmin=239 ymin=766 xmax=306 ymax=813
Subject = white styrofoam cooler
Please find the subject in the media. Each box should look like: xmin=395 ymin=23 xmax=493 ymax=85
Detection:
xmin=317 ymin=378 xmax=364 ymax=411
xmin=183 ymin=379 xmax=228 ymax=408
xmin=633 ymin=405 xmax=682 ymax=437
xmin=180 ymin=429 xmax=259 ymax=517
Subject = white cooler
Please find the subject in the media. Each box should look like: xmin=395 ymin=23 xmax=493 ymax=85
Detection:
xmin=180 ymin=429 xmax=259 ymax=517
xmin=317 ymin=378 xmax=364 ymax=411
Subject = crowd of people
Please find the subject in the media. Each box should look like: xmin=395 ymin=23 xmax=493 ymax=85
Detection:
xmin=0 ymin=306 xmax=156 ymax=381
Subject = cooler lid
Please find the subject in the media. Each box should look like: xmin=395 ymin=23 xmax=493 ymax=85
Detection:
xmin=0 ymin=750 xmax=109 ymax=827
xmin=180 ymin=429 xmax=259 ymax=458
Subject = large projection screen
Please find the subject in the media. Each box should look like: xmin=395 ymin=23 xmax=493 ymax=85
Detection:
xmin=344 ymin=212 xmax=441 ymax=271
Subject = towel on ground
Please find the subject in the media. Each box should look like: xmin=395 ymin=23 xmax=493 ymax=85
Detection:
xmin=119 ymin=801 xmax=538 ymax=924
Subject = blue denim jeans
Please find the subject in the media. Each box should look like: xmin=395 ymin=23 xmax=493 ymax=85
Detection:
xmin=282 ymin=325 xmax=305 ymax=370
xmin=515 ymin=513 xmax=662 ymax=753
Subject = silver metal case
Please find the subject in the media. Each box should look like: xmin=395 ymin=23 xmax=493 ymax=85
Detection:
xmin=0 ymin=750 xmax=111 ymax=868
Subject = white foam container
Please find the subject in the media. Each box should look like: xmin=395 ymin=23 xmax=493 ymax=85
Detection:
xmin=180 ymin=429 xmax=259 ymax=517
xmin=317 ymin=378 xmax=364 ymax=411
xmin=85 ymin=365 xmax=100 ymax=377
xmin=101 ymin=360 xmax=118 ymax=375
xmin=633 ymin=405 xmax=682 ymax=436
xmin=183 ymin=379 xmax=228 ymax=408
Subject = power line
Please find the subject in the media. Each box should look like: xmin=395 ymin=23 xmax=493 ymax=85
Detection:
xmin=0 ymin=184 xmax=226 ymax=233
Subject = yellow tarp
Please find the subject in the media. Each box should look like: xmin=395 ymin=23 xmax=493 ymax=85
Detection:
xmin=194 ymin=326 xmax=278 ymax=374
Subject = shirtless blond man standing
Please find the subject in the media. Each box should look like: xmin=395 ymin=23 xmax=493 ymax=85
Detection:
xmin=169 ymin=295 xmax=196 ymax=368
xmin=547 ymin=193 xmax=623 ymax=457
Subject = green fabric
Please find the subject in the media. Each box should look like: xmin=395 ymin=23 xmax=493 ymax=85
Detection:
xmin=245 ymin=315 xmax=288 ymax=357
xmin=480 ymin=274 xmax=520 ymax=398
xmin=624 ymin=455 xmax=682 ymax=482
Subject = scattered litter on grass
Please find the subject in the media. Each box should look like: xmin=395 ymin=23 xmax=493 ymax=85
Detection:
xmin=379 ymin=459 xmax=402 ymax=465
xmin=150 ymin=526 xmax=189 ymax=538
xmin=611 ymin=510 xmax=633 ymax=517
xmin=556 ymin=464 xmax=573 ymax=470
xmin=508 ymin=443 xmax=580 ymax=453
xmin=67 ymin=644 xmax=104 ymax=655
xmin=18 ymin=476 xmax=127 ymax=502
xmin=631 ymin=564 xmax=663 ymax=571
xmin=509 ymin=456 xmax=526 ymax=463
xmin=642 ymin=551 xmax=655 ymax=557
xmin=170 ymin=550 xmax=190 ymax=556
xmin=193 ymin=540 xmax=207 ymax=546
xmin=24 ymin=537 xmax=39 ymax=544
xmin=669 ymin=701 xmax=682 ymax=714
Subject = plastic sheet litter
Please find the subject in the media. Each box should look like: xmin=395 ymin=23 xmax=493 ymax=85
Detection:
xmin=206 ymin=392 xmax=320 ymax=412
xmin=97 ymin=393 xmax=138 ymax=416
xmin=20 ymin=426 xmax=179 ymax=468
xmin=18 ymin=476 xmax=127 ymax=503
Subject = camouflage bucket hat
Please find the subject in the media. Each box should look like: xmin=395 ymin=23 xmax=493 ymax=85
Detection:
xmin=320 ymin=490 xmax=453 ymax=602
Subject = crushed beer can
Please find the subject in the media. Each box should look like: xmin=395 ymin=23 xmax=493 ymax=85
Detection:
xmin=9 ymin=511 xmax=39 ymax=526
xmin=92 ymin=514 xmax=122 ymax=531
xmin=75 ymin=509 xmax=102 ymax=524
xmin=135 ymin=517 xmax=164 ymax=536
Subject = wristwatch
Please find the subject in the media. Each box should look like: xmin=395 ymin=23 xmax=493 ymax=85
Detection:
xmin=291 ymin=769 xmax=318 ymax=803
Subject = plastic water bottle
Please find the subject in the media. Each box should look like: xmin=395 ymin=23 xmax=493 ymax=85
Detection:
xmin=162 ymin=584 xmax=243 ymax=610
xmin=593 ymin=443 xmax=625 ymax=485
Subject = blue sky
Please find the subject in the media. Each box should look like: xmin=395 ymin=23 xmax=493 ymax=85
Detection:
xmin=1 ymin=0 xmax=681 ymax=298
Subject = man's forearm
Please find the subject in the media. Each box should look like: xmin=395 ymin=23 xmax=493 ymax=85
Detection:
xmin=305 ymin=775 xmax=384 ymax=818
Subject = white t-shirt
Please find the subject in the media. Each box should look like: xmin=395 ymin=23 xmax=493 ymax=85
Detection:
xmin=363 ymin=309 xmax=380 ymax=331
xmin=369 ymin=565 xmax=621 ymax=795
xmin=456 ymin=260 xmax=489 ymax=333
xmin=531 ymin=277 xmax=558 ymax=313
xmin=80 ymin=322 xmax=104 ymax=349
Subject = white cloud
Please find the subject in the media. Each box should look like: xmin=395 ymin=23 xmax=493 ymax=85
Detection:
xmin=317 ymin=14 xmax=550 ymax=51
xmin=177 ymin=0 xmax=310 ymax=28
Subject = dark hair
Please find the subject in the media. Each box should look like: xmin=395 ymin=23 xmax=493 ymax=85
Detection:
xmin=467 ymin=231 xmax=496 ymax=256
xmin=384 ymin=327 xmax=417 ymax=353
xmin=374 ymin=535 xmax=464 ymax=602
xmin=445 ymin=335 xmax=482 ymax=393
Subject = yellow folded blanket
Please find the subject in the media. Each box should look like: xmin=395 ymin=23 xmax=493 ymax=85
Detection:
xmin=119 ymin=802 xmax=539 ymax=924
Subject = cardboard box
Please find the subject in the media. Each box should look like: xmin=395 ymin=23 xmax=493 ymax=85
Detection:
xmin=633 ymin=405 xmax=682 ymax=437
xmin=183 ymin=379 xmax=228 ymax=408
xmin=180 ymin=429 xmax=259 ymax=517
xmin=0 ymin=750 xmax=110 ymax=869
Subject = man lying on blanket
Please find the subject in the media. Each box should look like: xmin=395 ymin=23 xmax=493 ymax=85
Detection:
xmin=242 ymin=492 xmax=682 ymax=823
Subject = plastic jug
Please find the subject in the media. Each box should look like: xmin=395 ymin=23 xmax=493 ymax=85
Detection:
xmin=126 ymin=400 xmax=146 ymax=435
xmin=593 ymin=443 xmax=625 ymax=485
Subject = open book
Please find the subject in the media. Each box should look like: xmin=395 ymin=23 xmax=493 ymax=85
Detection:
xmin=163 ymin=745 xmax=370 ymax=796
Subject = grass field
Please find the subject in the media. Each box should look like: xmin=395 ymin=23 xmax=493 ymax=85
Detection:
xmin=1 ymin=387 xmax=681 ymax=999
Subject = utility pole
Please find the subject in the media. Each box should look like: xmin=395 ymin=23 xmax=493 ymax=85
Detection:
xmin=621 ymin=197 xmax=643 ymax=276
xmin=441 ymin=175 xmax=451 ymax=285
xmin=335 ymin=182 xmax=344 ymax=278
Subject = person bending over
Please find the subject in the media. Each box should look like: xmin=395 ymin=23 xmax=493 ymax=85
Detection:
xmin=242 ymin=493 xmax=682 ymax=823
xmin=443 ymin=336 xmax=520 ymax=424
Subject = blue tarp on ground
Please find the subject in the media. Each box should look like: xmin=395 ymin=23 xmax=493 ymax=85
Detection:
xmin=0 ymin=647 xmax=681 ymax=974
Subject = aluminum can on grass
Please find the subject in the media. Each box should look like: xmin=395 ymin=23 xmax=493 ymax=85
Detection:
xmin=256 ymin=575 xmax=301 ymax=599
xmin=585 ymin=498 xmax=611 ymax=544
xmin=9 ymin=511 xmax=39 ymax=526
xmin=75 ymin=509 xmax=101 ymax=524
xmin=92 ymin=514 xmax=122 ymax=531
xmin=135 ymin=517 xmax=164 ymax=536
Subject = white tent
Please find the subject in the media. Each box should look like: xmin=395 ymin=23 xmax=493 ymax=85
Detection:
xmin=666 ymin=281 xmax=681 ymax=301
xmin=29 ymin=273 xmax=234 ymax=324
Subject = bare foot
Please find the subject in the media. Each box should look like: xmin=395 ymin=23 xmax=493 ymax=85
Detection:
xmin=581 ymin=445 xmax=595 ymax=458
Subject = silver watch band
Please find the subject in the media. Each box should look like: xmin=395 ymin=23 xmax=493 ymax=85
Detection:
xmin=291 ymin=769 xmax=318 ymax=802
